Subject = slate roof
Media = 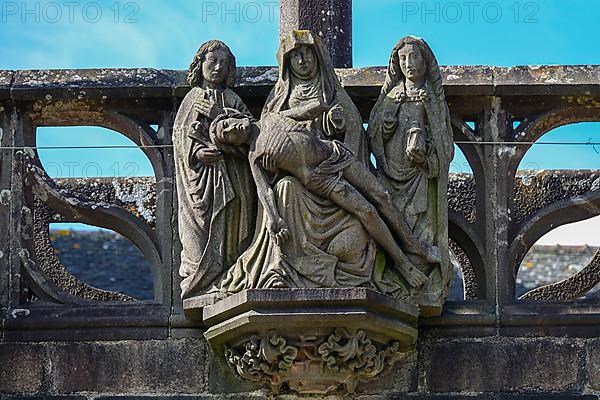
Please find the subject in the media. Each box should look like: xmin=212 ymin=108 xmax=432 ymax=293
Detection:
xmin=50 ymin=230 xmax=598 ymax=301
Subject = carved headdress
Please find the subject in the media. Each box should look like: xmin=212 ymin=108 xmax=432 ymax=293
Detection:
xmin=262 ymin=30 xmax=369 ymax=162
xmin=262 ymin=30 xmax=339 ymax=116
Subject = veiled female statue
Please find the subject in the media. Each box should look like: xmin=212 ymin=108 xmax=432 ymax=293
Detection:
xmin=173 ymin=40 xmax=256 ymax=300
xmin=261 ymin=30 xmax=370 ymax=161
xmin=218 ymin=31 xmax=383 ymax=292
xmin=368 ymin=36 xmax=454 ymax=312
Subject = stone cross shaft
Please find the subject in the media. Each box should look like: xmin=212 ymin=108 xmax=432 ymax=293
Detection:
xmin=279 ymin=0 xmax=352 ymax=67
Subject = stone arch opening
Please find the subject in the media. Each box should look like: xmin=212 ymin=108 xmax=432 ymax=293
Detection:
xmin=516 ymin=216 xmax=600 ymax=301
xmin=46 ymin=222 xmax=154 ymax=301
xmin=36 ymin=125 xmax=153 ymax=179
xmin=511 ymin=122 xmax=600 ymax=300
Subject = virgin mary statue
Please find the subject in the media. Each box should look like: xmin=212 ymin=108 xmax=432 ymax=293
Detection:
xmin=218 ymin=31 xmax=378 ymax=292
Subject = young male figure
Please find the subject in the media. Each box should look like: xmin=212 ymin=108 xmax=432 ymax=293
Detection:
xmin=209 ymin=110 xmax=439 ymax=288
xmin=174 ymin=40 xmax=256 ymax=300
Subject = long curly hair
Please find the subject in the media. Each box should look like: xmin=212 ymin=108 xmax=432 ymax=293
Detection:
xmin=187 ymin=40 xmax=237 ymax=88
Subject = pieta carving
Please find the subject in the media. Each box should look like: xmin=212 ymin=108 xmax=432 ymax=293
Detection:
xmin=174 ymin=31 xmax=454 ymax=393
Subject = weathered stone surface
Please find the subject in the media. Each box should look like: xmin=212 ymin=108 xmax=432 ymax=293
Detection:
xmin=32 ymin=169 xmax=600 ymax=306
xmin=368 ymin=36 xmax=454 ymax=314
xmin=22 ymin=151 xmax=164 ymax=306
xmin=358 ymin=350 xmax=418 ymax=394
xmin=3 ymin=303 xmax=170 ymax=342
xmin=0 ymin=70 xmax=14 ymax=99
xmin=202 ymin=289 xmax=418 ymax=395
xmin=203 ymin=288 xmax=418 ymax=324
xmin=193 ymin=33 xmax=447 ymax=328
xmin=0 ymin=112 xmax=10 ymax=310
xmin=513 ymin=170 xmax=600 ymax=225
xmin=12 ymin=68 xmax=182 ymax=101
xmin=1 ymin=65 xmax=599 ymax=100
xmin=3 ymin=393 xmax=597 ymax=400
xmin=173 ymin=40 xmax=258 ymax=302
xmin=279 ymin=0 xmax=352 ymax=67
xmin=449 ymin=169 xmax=600 ymax=232
xmin=1 ymin=397 xmax=87 ymax=400
xmin=212 ymin=32 xmax=402 ymax=301
xmin=586 ymin=339 xmax=600 ymax=391
xmin=53 ymin=178 xmax=157 ymax=226
xmin=3 ymin=38 xmax=600 ymax=398
xmin=448 ymin=174 xmax=476 ymax=223
xmin=441 ymin=65 xmax=495 ymax=92
xmin=495 ymin=395 xmax=599 ymax=400
xmin=0 ymin=343 xmax=46 ymax=394
xmin=493 ymin=65 xmax=600 ymax=95
xmin=95 ymin=395 xmax=267 ymax=400
xmin=390 ymin=396 xmax=494 ymax=400
xmin=421 ymin=339 xmax=582 ymax=393
xmin=204 ymin=343 xmax=258 ymax=394
xmin=35 ymin=169 xmax=599 ymax=239
xmin=51 ymin=340 xmax=207 ymax=394
xmin=33 ymin=197 xmax=135 ymax=303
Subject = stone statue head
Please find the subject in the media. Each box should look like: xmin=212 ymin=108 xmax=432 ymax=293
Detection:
xmin=288 ymin=45 xmax=319 ymax=79
xmin=382 ymin=36 xmax=443 ymax=98
xmin=278 ymin=31 xmax=324 ymax=82
xmin=372 ymin=36 xmax=454 ymax=169
xmin=209 ymin=112 xmax=252 ymax=148
xmin=396 ymin=42 xmax=426 ymax=83
xmin=263 ymin=30 xmax=341 ymax=118
xmin=187 ymin=40 xmax=237 ymax=88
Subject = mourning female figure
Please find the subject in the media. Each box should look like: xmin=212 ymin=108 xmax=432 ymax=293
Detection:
xmin=368 ymin=36 xmax=454 ymax=312
xmin=218 ymin=31 xmax=381 ymax=292
xmin=173 ymin=40 xmax=256 ymax=300
xmin=261 ymin=30 xmax=370 ymax=161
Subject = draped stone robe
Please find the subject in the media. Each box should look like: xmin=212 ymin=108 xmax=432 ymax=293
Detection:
xmin=374 ymin=90 xmax=439 ymax=245
xmin=173 ymin=86 xmax=256 ymax=299
xmin=218 ymin=32 xmax=377 ymax=293
xmin=369 ymin=82 xmax=454 ymax=308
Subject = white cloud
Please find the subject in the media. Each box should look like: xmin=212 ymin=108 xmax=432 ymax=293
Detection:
xmin=536 ymin=215 xmax=600 ymax=246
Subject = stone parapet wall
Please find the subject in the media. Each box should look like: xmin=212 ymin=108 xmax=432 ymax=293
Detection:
xmin=1 ymin=337 xmax=599 ymax=398
xmin=17 ymin=171 xmax=600 ymax=305
xmin=1 ymin=66 xmax=599 ymax=398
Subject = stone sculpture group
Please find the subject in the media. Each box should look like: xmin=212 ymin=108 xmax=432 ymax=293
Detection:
xmin=174 ymin=30 xmax=453 ymax=310
xmin=173 ymin=30 xmax=454 ymax=393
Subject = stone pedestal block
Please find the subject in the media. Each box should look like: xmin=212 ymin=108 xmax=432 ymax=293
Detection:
xmin=196 ymin=288 xmax=418 ymax=394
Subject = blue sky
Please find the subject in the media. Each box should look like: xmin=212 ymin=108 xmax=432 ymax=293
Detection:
xmin=3 ymin=0 xmax=600 ymax=69
xmin=2 ymin=0 xmax=599 ymax=243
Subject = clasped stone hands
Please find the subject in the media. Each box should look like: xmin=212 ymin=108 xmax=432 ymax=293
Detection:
xmin=406 ymin=127 xmax=426 ymax=165
xmin=193 ymin=144 xmax=223 ymax=164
